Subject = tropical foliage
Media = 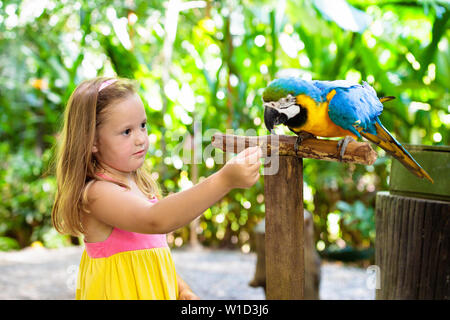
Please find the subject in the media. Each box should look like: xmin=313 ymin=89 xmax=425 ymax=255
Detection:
xmin=0 ymin=0 xmax=448 ymax=260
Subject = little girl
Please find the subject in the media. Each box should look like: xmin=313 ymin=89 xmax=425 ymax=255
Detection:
xmin=51 ymin=77 xmax=262 ymax=300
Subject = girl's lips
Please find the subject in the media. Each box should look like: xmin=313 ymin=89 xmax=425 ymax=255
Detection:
xmin=134 ymin=150 xmax=145 ymax=156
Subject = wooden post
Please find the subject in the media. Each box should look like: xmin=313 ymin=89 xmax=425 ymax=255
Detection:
xmin=375 ymin=192 xmax=450 ymax=299
xmin=265 ymin=155 xmax=304 ymax=299
xmin=249 ymin=210 xmax=322 ymax=299
xmin=212 ymin=134 xmax=376 ymax=299
xmin=375 ymin=145 xmax=450 ymax=300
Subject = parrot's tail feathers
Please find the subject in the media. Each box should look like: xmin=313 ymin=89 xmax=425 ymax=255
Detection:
xmin=379 ymin=96 xmax=396 ymax=103
xmin=359 ymin=122 xmax=434 ymax=183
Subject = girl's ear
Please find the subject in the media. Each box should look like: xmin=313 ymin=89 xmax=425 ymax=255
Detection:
xmin=92 ymin=138 xmax=98 ymax=153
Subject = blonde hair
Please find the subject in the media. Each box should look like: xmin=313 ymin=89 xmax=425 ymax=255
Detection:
xmin=51 ymin=76 xmax=161 ymax=237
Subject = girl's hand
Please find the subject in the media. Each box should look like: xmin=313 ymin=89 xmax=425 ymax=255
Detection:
xmin=178 ymin=289 xmax=200 ymax=300
xmin=219 ymin=146 xmax=262 ymax=190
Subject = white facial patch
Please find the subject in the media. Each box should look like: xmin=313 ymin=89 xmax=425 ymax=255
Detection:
xmin=263 ymin=94 xmax=300 ymax=120
xmin=278 ymin=104 xmax=301 ymax=119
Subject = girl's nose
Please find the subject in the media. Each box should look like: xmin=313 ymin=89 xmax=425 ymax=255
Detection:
xmin=136 ymin=131 xmax=146 ymax=145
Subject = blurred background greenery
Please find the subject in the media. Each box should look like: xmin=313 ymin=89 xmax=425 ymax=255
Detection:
xmin=0 ymin=0 xmax=448 ymax=263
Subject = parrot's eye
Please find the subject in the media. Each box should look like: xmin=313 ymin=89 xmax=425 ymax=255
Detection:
xmin=277 ymin=95 xmax=297 ymax=109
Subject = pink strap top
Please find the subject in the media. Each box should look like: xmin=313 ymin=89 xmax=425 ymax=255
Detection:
xmin=84 ymin=173 xmax=167 ymax=259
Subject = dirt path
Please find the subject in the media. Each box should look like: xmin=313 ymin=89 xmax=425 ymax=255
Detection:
xmin=0 ymin=246 xmax=374 ymax=300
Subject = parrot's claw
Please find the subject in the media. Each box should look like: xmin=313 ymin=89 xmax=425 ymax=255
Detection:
xmin=336 ymin=136 xmax=356 ymax=161
xmin=294 ymin=132 xmax=316 ymax=156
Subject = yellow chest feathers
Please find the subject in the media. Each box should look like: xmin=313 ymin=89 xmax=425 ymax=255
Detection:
xmin=290 ymin=94 xmax=355 ymax=138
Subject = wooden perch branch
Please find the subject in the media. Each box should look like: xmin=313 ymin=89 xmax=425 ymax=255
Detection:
xmin=212 ymin=133 xmax=377 ymax=165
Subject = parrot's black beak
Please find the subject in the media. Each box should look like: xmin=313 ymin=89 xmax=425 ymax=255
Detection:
xmin=264 ymin=106 xmax=287 ymax=132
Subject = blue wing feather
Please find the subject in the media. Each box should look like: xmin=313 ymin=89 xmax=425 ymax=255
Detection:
xmin=313 ymin=80 xmax=383 ymax=136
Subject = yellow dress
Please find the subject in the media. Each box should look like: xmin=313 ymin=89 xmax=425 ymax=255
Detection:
xmin=76 ymin=196 xmax=178 ymax=300
xmin=76 ymin=228 xmax=178 ymax=300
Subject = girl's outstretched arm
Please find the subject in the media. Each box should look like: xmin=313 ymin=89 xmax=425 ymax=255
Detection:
xmin=86 ymin=146 xmax=262 ymax=234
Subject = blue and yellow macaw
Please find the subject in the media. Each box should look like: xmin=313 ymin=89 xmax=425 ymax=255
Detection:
xmin=263 ymin=77 xmax=433 ymax=183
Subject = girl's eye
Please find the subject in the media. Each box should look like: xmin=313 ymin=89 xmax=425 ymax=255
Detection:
xmin=122 ymin=129 xmax=131 ymax=136
xmin=141 ymin=122 xmax=147 ymax=129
